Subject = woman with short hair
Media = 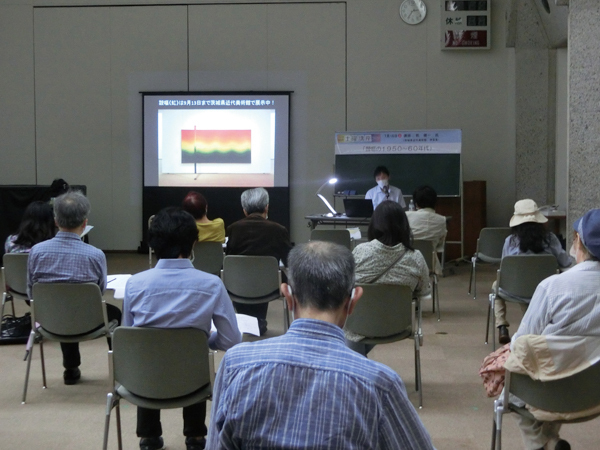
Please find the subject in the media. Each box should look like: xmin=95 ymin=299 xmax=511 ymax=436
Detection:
xmin=182 ymin=191 xmax=225 ymax=243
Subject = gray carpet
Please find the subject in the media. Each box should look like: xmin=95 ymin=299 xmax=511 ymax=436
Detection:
xmin=1 ymin=253 xmax=598 ymax=449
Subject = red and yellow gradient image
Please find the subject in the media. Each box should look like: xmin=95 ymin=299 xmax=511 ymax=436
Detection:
xmin=182 ymin=129 xmax=251 ymax=164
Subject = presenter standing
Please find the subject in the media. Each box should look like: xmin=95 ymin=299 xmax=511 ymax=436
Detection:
xmin=365 ymin=166 xmax=406 ymax=209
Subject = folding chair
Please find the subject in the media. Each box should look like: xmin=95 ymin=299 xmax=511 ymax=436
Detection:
xmin=221 ymin=255 xmax=289 ymax=332
xmin=310 ymin=229 xmax=353 ymax=250
xmin=469 ymin=227 xmax=512 ymax=299
xmin=486 ymin=255 xmax=558 ymax=349
xmin=1 ymin=253 xmax=29 ymax=329
xmin=191 ymin=241 xmax=224 ymax=276
xmin=345 ymin=284 xmax=424 ymax=408
xmin=22 ymin=282 xmax=118 ymax=403
xmin=103 ymin=327 xmax=213 ymax=450
xmin=147 ymin=215 xmax=155 ymax=268
xmin=491 ymin=361 xmax=600 ymax=450
xmin=412 ymin=239 xmax=441 ymax=321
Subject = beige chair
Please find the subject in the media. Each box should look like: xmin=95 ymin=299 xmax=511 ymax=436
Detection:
xmin=412 ymin=239 xmax=440 ymax=321
xmin=22 ymin=283 xmax=118 ymax=403
xmin=103 ymin=327 xmax=213 ymax=450
xmin=345 ymin=284 xmax=423 ymax=408
xmin=491 ymin=360 xmax=600 ymax=450
xmin=191 ymin=241 xmax=224 ymax=276
xmin=310 ymin=229 xmax=353 ymax=250
xmin=1 ymin=253 xmax=29 ymax=324
xmin=486 ymin=255 xmax=558 ymax=350
xmin=221 ymin=255 xmax=289 ymax=331
xmin=468 ymin=227 xmax=512 ymax=299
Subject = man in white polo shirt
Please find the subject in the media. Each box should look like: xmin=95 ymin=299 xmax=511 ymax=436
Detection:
xmin=365 ymin=166 xmax=406 ymax=209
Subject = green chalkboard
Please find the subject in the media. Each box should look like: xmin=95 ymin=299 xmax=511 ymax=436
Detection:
xmin=334 ymin=154 xmax=461 ymax=196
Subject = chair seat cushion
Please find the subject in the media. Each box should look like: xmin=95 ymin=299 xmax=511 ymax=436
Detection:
xmin=227 ymin=290 xmax=281 ymax=304
xmin=360 ymin=328 xmax=412 ymax=345
xmin=116 ymin=383 xmax=212 ymax=410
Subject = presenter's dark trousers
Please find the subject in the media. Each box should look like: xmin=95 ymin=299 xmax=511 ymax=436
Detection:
xmin=136 ymin=402 xmax=207 ymax=438
xmin=60 ymin=304 xmax=122 ymax=369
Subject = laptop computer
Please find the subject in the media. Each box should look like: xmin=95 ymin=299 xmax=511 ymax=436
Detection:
xmin=343 ymin=198 xmax=374 ymax=218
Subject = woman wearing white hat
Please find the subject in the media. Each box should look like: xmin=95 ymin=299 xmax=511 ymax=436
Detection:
xmin=495 ymin=199 xmax=573 ymax=344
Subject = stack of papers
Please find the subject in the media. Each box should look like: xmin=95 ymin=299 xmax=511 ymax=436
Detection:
xmin=212 ymin=314 xmax=260 ymax=336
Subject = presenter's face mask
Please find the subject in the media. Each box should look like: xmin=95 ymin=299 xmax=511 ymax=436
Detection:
xmin=376 ymin=178 xmax=389 ymax=189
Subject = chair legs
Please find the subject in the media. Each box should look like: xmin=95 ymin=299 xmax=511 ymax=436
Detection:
xmin=40 ymin=339 xmax=47 ymax=388
xmin=485 ymin=294 xmax=493 ymax=345
xmin=492 ymin=398 xmax=504 ymax=450
xmin=469 ymin=256 xmax=477 ymax=299
xmin=22 ymin=330 xmax=35 ymax=404
xmin=22 ymin=333 xmax=47 ymax=404
xmin=103 ymin=392 xmax=123 ymax=450
xmin=282 ymin=298 xmax=290 ymax=332
xmin=491 ymin=295 xmax=496 ymax=351
xmin=434 ymin=275 xmax=440 ymax=321
xmin=414 ymin=334 xmax=423 ymax=409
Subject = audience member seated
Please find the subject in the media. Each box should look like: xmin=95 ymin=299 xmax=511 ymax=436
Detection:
xmin=27 ymin=191 xmax=121 ymax=385
xmin=123 ymin=207 xmax=241 ymax=450
xmin=495 ymin=199 xmax=572 ymax=345
xmin=207 ymin=241 xmax=435 ymax=450
xmin=406 ymin=185 xmax=447 ymax=274
xmin=509 ymin=208 xmax=600 ymax=450
xmin=4 ymin=201 xmax=56 ymax=254
xmin=347 ymin=200 xmax=431 ymax=355
xmin=182 ymin=190 xmax=225 ymax=243
xmin=225 ymin=187 xmax=292 ymax=335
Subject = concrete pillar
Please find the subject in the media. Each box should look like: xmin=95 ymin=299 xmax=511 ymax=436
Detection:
xmin=568 ymin=0 xmax=600 ymax=227
xmin=513 ymin=0 xmax=555 ymax=205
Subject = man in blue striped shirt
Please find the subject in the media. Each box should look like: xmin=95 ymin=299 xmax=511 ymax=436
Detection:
xmin=208 ymin=241 xmax=435 ymax=449
xmin=27 ymin=191 xmax=121 ymax=385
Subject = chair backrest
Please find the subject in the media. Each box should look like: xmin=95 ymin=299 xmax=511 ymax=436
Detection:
xmin=31 ymin=283 xmax=105 ymax=335
xmin=412 ymin=239 xmax=435 ymax=274
xmin=477 ymin=227 xmax=512 ymax=261
xmin=222 ymin=255 xmax=280 ymax=298
xmin=509 ymin=360 xmax=600 ymax=413
xmin=310 ymin=229 xmax=352 ymax=250
xmin=2 ymin=253 xmax=29 ymax=295
xmin=498 ymin=255 xmax=558 ymax=299
xmin=192 ymin=241 xmax=224 ymax=275
xmin=344 ymin=284 xmax=413 ymax=338
xmin=112 ymin=326 xmax=210 ymax=399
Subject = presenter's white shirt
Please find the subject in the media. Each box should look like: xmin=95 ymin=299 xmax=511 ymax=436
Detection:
xmin=365 ymin=185 xmax=406 ymax=209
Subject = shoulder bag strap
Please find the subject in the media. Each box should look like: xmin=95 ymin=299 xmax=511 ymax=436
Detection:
xmin=367 ymin=250 xmax=408 ymax=284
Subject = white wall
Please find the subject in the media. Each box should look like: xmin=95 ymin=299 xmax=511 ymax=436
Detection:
xmin=0 ymin=0 xmax=517 ymax=249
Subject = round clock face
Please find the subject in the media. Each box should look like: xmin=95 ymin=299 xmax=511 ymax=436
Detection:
xmin=400 ymin=0 xmax=427 ymax=25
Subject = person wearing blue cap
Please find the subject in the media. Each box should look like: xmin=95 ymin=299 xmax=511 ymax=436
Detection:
xmin=510 ymin=209 xmax=600 ymax=450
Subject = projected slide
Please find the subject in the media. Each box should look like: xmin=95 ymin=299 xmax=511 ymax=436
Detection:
xmin=181 ymin=129 xmax=251 ymax=164
xmin=143 ymin=93 xmax=290 ymax=188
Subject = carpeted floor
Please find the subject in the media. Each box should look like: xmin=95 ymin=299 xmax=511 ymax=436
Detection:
xmin=1 ymin=253 xmax=598 ymax=449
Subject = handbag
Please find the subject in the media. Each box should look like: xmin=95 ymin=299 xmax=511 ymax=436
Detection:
xmin=479 ymin=343 xmax=511 ymax=397
xmin=0 ymin=312 xmax=32 ymax=344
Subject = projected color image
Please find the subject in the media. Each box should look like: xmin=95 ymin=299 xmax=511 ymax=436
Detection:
xmin=181 ymin=129 xmax=252 ymax=164
xmin=143 ymin=93 xmax=290 ymax=188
